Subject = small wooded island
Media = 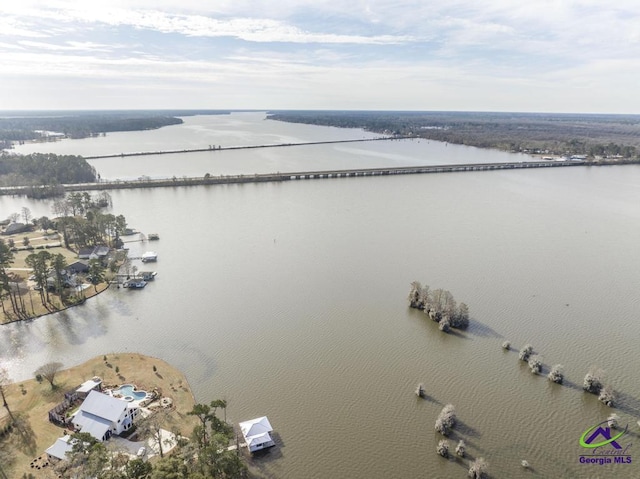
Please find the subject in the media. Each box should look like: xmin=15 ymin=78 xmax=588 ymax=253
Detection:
xmin=408 ymin=281 xmax=469 ymax=332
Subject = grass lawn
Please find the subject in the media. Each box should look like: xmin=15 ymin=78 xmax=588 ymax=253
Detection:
xmin=1 ymin=353 xmax=198 ymax=479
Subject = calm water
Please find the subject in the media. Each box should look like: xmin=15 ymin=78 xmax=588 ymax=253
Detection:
xmin=2 ymin=113 xmax=640 ymax=478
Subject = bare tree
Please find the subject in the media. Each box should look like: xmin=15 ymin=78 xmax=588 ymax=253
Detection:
xmin=7 ymin=213 xmax=19 ymax=223
xmin=468 ymin=457 xmax=489 ymax=478
xmin=583 ymin=367 xmax=604 ymax=394
xmin=34 ymin=362 xmax=63 ymax=389
xmin=437 ymin=439 xmax=449 ymax=457
xmin=0 ymin=368 xmax=16 ymax=424
xmin=435 ymin=404 xmax=456 ymax=436
xmin=528 ymin=355 xmax=542 ymax=374
xmin=21 ymin=207 xmax=32 ymax=225
xmin=548 ymin=364 xmax=564 ymax=384
xmin=599 ymin=385 xmax=616 ymax=407
xmin=455 ymin=440 xmax=466 ymax=457
xmin=518 ymin=344 xmax=533 ymax=361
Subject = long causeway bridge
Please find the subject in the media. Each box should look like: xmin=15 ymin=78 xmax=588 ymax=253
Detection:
xmin=1 ymin=158 xmax=637 ymax=196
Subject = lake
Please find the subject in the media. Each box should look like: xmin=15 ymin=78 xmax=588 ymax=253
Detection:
xmin=2 ymin=112 xmax=640 ymax=478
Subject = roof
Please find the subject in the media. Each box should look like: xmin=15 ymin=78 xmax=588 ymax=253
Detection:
xmin=46 ymin=435 xmax=74 ymax=460
xmin=73 ymin=411 xmax=111 ymax=440
xmin=4 ymin=223 xmax=26 ymax=235
xmin=77 ymin=378 xmax=102 ymax=393
xmin=78 ymin=390 xmax=128 ymax=423
xmin=246 ymin=431 xmax=273 ymax=446
xmin=239 ymin=416 xmax=273 ymax=440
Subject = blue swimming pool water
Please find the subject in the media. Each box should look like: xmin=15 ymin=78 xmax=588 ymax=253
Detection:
xmin=114 ymin=384 xmax=147 ymax=400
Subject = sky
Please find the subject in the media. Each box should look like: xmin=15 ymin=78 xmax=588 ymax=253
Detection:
xmin=1 ymin=0 xmax=640 ymax=113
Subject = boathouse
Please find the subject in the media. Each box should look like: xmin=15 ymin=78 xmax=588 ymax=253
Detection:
xmin=239 ymin=416 xmax=275 ymax=453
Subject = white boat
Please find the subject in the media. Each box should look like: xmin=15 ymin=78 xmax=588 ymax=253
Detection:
xmin=124 ymin=280 xmax=147 ymax=289
xmin=141 ymin=251 xmax=158 ymax=262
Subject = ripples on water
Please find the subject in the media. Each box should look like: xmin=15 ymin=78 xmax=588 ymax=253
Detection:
xmin=2 ymin=113 xmax=640 ymax=478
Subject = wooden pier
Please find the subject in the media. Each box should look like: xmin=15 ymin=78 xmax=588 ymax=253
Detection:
xmin=0 ymin=158 xmax=637 ymax=196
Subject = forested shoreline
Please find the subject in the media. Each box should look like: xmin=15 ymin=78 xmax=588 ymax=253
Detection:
xmin=0 ymin=110 xmax=230 ymax=148
xmin=0 ymin=152 xmax=96 ymax=195
xmin=268 ymin=110 xmax=640 ymax=158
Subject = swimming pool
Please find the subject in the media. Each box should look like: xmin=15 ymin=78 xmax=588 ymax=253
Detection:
xmin=113 ymin=384 xmax=147 ymax=401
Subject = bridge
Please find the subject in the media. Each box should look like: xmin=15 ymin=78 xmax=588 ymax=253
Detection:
xmin=0 ymin=158 xmax=637 ymax=196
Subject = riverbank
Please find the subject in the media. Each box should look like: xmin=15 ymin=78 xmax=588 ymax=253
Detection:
xmin=0 ymin=231 xmax=111 ymax=324
xmin=0 ymin=353 xmax=198 ymax=479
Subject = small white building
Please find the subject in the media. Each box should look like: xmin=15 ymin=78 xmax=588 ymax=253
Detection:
xmin=239 ymin=416 xmax=275 ymax=453
xmin=46 ymin=435 xmax=74 ymax=461
xmin=71 ymin=390 xmax=138 ymax=441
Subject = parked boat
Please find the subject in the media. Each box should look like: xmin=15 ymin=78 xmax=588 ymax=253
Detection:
xmin=139 ymin=271 xmax=157 ymax=281
xmin=123 ymin=280 xmax=147 ymax=289
xmin=141 ymin=251 xmax=158 ymax=262
xmin=147 ymin=233 xmax=159 ymax=241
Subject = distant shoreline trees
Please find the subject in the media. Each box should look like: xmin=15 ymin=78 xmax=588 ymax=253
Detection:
xmin=408 ymin=281 xmax=470 ymax=331
xmin=0 ymin=152 xmax=96 ymax=192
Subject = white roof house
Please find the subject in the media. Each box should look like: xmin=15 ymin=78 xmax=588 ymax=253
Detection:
xmin=239 ymin=416 xmax=276 ymax=453
xmin=71 ymin=390 xmax=138 ymax=441
xmin=76 ymin=377 xmax=102 ymax=396
xmin=46 ymin=435 xmax=74 ymax=461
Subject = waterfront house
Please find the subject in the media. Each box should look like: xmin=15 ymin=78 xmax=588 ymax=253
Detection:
xmin=2 ymin=222 xmax=28 ymax=235
xmin=71 ymin=390 xmax=139 ymax=441
xmin=66 ymin=260 xmax=90 ymax=274
xmin=78 ymin=245 xmax=110 ymax=260
xmin=239 ymin=416 xmax=276 ymax=453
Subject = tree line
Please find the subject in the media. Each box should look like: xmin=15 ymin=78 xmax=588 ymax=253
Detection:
xmin=269 ymin=111 xmax=640 ymax=159
xmin=0 ymin=152 xmax=97 ymax=190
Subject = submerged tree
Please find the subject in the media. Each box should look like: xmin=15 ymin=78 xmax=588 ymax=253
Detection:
xmin=548 ymin=364 xmax=564 ymax=384
xmin=599 ymin=385 xmax=616 ymax=407
xmin=455 ymin=439 xmax=466 ymax=457
xmin=518 ymin=344 xmax=534 ymax=362
xmin=437 ymin=439 xmax=450 ymax=458
xmin=468 ymin=457 xmax=489 ymax=479
xmin=528 ymin=355 xmax=542 ymax=374
xmin=607 ymin=413 xmax=620 ymax=429
xmin=435 ymin=404 xmax=457 ymax=436
xmin=502 ymin=340 xmax=511 ymax=350
xmin=583 ymin=367 xmax=604 ymax=394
